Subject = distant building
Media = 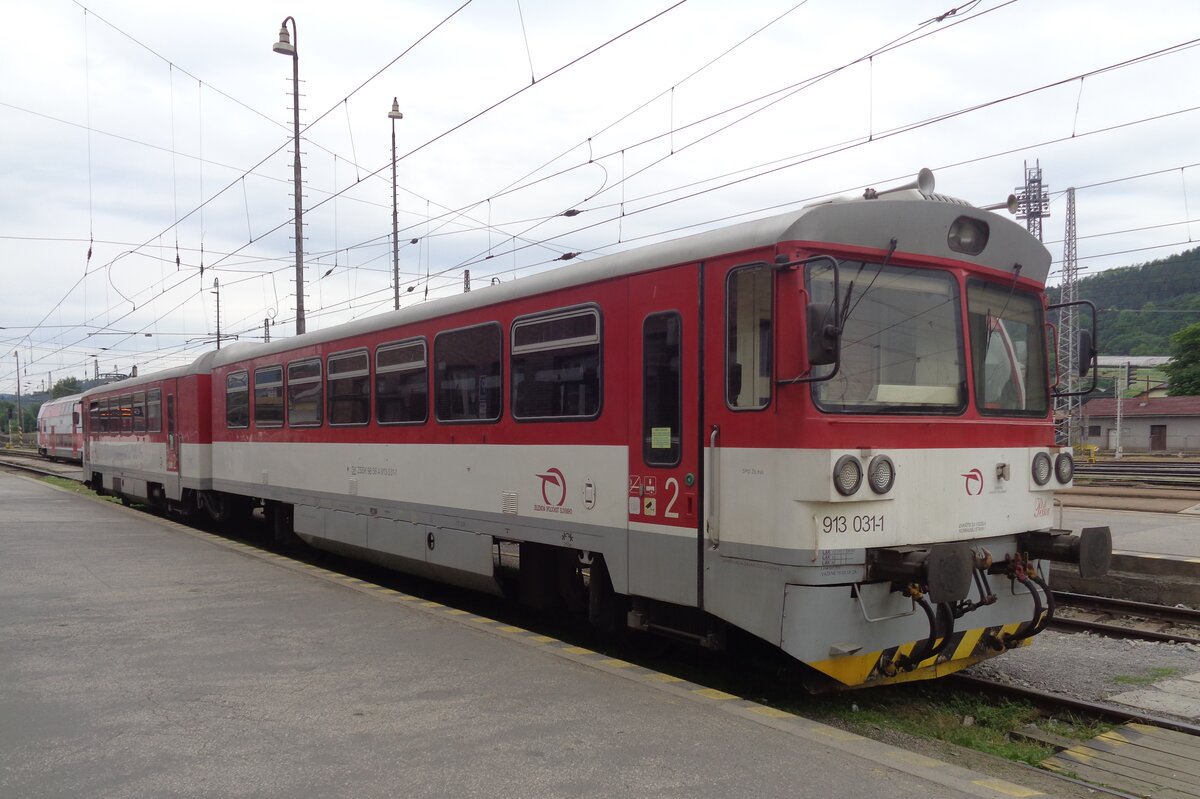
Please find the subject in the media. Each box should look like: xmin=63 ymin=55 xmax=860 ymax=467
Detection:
xmin=1095 ymin=356 xmax=1171 ymax=369
xmin=1080 ymin=395 xmax=1200 ymax=453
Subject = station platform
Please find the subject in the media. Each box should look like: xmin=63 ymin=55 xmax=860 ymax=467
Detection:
xmin=0 ymin=471 xmax=1042 ymax=799
xmin=1051 ymin=491 xmax=1200 ymax=605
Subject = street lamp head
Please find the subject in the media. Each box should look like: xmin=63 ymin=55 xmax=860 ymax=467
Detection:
xmin=389 ymin=97 xmax=403 ymax=120
xmin=272 ymin=23 xmax=295 ymax=56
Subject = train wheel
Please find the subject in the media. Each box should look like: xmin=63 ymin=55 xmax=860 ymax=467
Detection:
xmin=199 ymin=491 xmax=251 ymax=528
xmin=587 ymin=555 xmax=626 ymax=636
xmin=270 ymin=502 xmax=298 ymax=549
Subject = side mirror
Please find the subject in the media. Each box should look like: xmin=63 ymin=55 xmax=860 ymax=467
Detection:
xmin=1048 ymin=298 xmax=1099 ymax=398
xmin=1077 ymin=329 xmax=1093 ymax=377
xmin=807 ymin=302 xmax=840 ymax=366
xmin=775 ymin=254 xmax=842 ymax=385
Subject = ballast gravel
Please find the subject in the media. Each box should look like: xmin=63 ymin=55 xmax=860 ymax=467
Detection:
xmin=964 ymin=629 xmax=1200 ymax=718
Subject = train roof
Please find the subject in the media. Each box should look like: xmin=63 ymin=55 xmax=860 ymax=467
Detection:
xmin=80 ymin=351 xmax=220 ymax=400
xmin=40 ymin=392 xmax=84 ymax=404
xmin=36 ymin=393 xmax=84 ymax=414
xmin=78 ymin=180 xmax=1050 ymax=385
xmin=208 ymin=188 xmax=1048 ymax=370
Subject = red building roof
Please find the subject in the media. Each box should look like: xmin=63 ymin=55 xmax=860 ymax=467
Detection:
xmin=1083 ymin=395 xmax=1200 ymax=418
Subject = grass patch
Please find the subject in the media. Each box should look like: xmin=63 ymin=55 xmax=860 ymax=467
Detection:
xmin=794 ymin=683 xmax=1112 ymax=766
xmin=1112 ymin=667 xmax=1182 ymax=686
xmin=39 ymin=475 xmax=120 ymax=503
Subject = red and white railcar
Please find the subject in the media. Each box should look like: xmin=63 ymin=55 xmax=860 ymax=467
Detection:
xmin=36 ymin=393 xmax=84 ymax=461
xmin=85 ymin=171 xmax=1111 ymax=688
xmin=81 ymin=352 xmax=216 ymax=511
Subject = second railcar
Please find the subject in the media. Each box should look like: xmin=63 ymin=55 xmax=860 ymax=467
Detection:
xmin=36 ymin=394 xmax=84 ymax=462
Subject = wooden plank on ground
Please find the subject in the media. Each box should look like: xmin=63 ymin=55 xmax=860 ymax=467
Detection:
xmin=1043 ymin=722 xmax=1200 ymax=799
xmin=1042 ymin=758 xmax=1193 ymax=799
xmin=1091 ymin=733 xmax=1200 ymax=777
xmin=1051 ymin=747 xmax=1200 ymax=796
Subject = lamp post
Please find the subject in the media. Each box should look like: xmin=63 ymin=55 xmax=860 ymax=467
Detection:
xmin=212 ymin=278 xmax=222 ymax=350
xmin=13 ymin=350 xmax=21 ymax=437
xmin=273 ymin=16 xmax=305 ymax=335
xmin=389 ymin=97 xmax=403 ymax=310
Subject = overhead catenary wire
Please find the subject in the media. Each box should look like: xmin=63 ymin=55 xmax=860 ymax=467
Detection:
xmin=15 ymin=0 xmax=993 ymax=356
xmin=17 ymin=0 xmax=691 ymax=374
xmin=28 ymin=90 xmax=1200 ymax=385
xmin=4 ymin=5 xmax=1195 ymax=386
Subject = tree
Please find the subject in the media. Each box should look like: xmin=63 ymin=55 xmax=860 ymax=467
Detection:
xmin=51 ymin=376 xmax=82 ymax=398
xmin=1164 ymin=322 xmax=1200 ymax=395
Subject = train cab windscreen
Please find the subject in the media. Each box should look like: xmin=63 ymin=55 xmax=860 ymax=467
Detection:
xmin=809 ymin=264 xmax=965 ymax=414
xmin=967 ymin=279 xmax=1048 ymax=416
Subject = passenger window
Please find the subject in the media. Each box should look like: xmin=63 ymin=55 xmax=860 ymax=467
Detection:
xmin=511 ymin=307 xmax=601 ymax=420
xmin=287 ymin=359 xmax=322 ymax=427
xmin=328 ymin=351 xmax=370 ymax=426
xmin=147 ymin=389 xmax=162 ymax=433
xmin=133 ymin=391 xmax=147 ymax=434
xmin=120 ymin=394 xmax=134 ymax=435
xmin=89 ymin=401 xmax=100 ymax=433
xmin=103 ymin=398 xmax=116 ymax=433
xmin=225 ymin=372 xmax=249 ymax=429
xmin=643 ymin=312 xmax=682 ymax=466
xmin=435 ymin=324 xmax=502 ymax=422
xmin=376 ymin=340 xmax=427 ymax=424
xmin=726 ymin=266 xmax=772 ymax=409
xmin=254 ymin=366 xmax=285 ymax=427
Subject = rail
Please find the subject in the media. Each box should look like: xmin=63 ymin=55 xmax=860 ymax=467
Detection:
xmin=1049 ymin=591 xmax=1200 ymax=645
xmin=1074 ymin=460 xmax=1200 ymax=488
xmin=950 ymin=673 xmax=1200 ymax=736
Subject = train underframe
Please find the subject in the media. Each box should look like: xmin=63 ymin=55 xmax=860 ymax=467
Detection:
xmin=88 ymin=470 xmax=1112 ymax=690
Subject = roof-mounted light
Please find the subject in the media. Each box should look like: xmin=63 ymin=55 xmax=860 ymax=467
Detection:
xmin=948 ymin=216 xmax=989 ymax=255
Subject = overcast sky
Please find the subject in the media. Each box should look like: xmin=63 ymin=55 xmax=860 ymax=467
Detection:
xmin=3 ymin=0 xmax=1199 ymax=394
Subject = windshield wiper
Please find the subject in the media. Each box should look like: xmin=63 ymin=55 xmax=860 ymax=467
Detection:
xmin=841 ymin=238 xmax=898 ymax=327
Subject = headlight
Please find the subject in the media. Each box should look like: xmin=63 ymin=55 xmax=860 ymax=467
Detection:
xmin=867 ymin=455 xmax=895 ymax=494
xmin=947 ymin=216 xmax=989 ymax=255
xmin=1031 ymin=452 xmax=1052 ymax=486
xmin=833 ymin=455 xmax=863 ymax=496
xmin=1055 ymin=452 xmax=1074 ymax=484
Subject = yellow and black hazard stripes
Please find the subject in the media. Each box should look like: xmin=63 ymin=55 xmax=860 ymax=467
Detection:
xmin=807 ymin=622 xmax=1029 ymax=688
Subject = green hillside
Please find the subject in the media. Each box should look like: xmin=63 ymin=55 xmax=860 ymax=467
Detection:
xmin=1052 ymin=247 xmax=1200 ymax=355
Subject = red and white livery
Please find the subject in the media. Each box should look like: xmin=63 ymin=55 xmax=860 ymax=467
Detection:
xmin=82 ymin=354 xmax=215 ymax=509
xmin=82 ymin=170 xmax=1110 ymax=689
xmin=36 ymin=393 xmax=84 ymax=462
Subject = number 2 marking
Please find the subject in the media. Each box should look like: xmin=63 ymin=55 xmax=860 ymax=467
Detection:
xmin=664 ymin=477 xmax=680 ymax=519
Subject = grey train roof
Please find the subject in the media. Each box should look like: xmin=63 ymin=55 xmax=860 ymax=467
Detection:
xmin=85 ymin=180 xmax=1051 ymax=390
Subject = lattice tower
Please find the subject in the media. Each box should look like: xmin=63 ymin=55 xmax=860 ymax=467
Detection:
xmin=1016 ymin=160 xmax=1050 ymax=242
xmin=1055 ymin=188 xmax=1080 ymax=446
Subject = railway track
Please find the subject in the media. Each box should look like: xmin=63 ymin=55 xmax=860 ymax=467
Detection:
xmin=1050 ymin=591 xmax=1200 ymax=646
xmin=1074 ymin=460 xmax=1200 ymax=488
xmin=951 ymin=673 xmax=1200 ymax=736
xmin=0 ymin=451 xmax=82 ymax=481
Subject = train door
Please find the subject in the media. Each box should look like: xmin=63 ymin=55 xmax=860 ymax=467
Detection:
xmin=166 ymin=391 xmax=179 ymax=473
xmin=625 ymin=264 xmax=702 ymax=607
xmin=82 ymin=400 xmax=90 ymax=465
xmin=71 ymin=401 xmax=82 ymax=460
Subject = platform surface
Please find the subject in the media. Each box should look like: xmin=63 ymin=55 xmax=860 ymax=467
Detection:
xmin=0 ymin=473 xmax=1045 ymax=799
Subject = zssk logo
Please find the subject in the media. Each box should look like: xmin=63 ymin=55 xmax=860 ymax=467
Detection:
xmin=536 ymin=467 xmax=567 ymax=507
xmin=962 ymin=468 xmax=984 ymax=496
